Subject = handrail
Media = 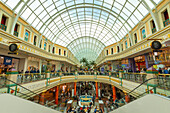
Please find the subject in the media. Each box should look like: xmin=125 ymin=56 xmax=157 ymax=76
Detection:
xmin=120 ymin=77 xmax=169 ymax=99
xmin=110 ymin=77 xmax=170 ymax=112
xmin=126 ymin=77 xmax=157 ymax=95
xmin=4 ymin=77 xmax=48 ymax=101
xmin=122 ymin=72 xmax=147 ymax=75
xmin=0 ymin=77 xmax=59 ymax=110
xmin=156 ymin=74 xmax=170 ymax=76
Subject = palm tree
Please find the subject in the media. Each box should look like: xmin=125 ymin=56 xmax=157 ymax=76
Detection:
xmin=80 ymin=58 xmax=87 ymax=65
xmin=90 ymin=61 xmax=96 ymax=65
xmin=90 ymin=61 xmax=97 ymax=70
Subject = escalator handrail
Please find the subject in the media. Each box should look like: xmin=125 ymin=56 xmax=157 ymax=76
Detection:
xmin=3 ymin=77 xmax=50 ymax=102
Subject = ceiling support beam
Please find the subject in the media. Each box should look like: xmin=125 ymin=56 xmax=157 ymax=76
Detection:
xmin=10 ymin=0 xmax=30 ymax=35
xmin=142 ymin=0 xmax=161 ymax=31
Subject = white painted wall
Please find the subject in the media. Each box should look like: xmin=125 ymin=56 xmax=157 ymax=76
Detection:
xmin=110 ymin=94 xmax=170 ymax=113
xmin=0 ymin=94 xmax=60 ymax=113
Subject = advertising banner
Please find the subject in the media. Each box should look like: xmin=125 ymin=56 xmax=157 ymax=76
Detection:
xmin=3 ymin=57 xmax=12 ymax=65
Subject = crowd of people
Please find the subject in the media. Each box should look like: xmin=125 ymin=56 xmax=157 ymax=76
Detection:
xmin=111 ymin=67 xmax=170 ymax=74
xmin=0 ymin=63 xmax=17 ymax=74
xmin=158 ymin=67 xmax=170 ymax=74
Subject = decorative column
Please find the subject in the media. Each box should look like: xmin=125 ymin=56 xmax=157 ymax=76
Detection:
xmin=96 ymin=82 xmax=98 ymax=98
xmin=38 ymin=59 xmax=42 ymax=74
xmin=18 ymin=58 xmax=28 ymax=73
xmin=40 ymin=92 xmax=45 ymax=105
xmin=112 ymin=86 xmax=116 ymax=101
xmin=128 ymin=58 xmax=136 ymax=72
xmin=74 ymin=82 xmax=77 ymax=96
xmin=55 ymin=86 xmax=59 ymax=105
xmin=144 ymin=54 xmax=149 ymax=69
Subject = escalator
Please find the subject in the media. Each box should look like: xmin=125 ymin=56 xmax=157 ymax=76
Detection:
xmin=0 ymin=77 xmax=62 ymax=113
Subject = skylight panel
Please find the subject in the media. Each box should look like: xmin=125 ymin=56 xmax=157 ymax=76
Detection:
xmin=42 ymin=14 xmax=50 ymax=22
xmin=39 ymin=11 xmax=47 ymax=19
xmin=127 ymin=19 xmax=135 ymax=28
xmin=32 ymin=18 xmax=40 ymax=27
xmin=116 ymin=0 xmax=126 ymax=5
xmin=6 ymin=0 xmax=20 ymax=9
xmin=130 ymin=15 xmax=138 ymax=25
xmin=43 ymin=0 xmax=53 ymax=8
xmin=14 ymin=2 xmax=24 ymax=13
xmin=46 ymin=4 xmax=55 ymax=12
xmin=29 ymin=0 xmax=40 ymax=11
xmin=94 ymin=0 xmax=103 ymax=6
xmin=124 ymin=23 xmax=131 ymax=31
xmin=114 ymin=2 xmax=123 ymax=10
xmin=138 ymin=4 xmax=148 ymax=16
xmin=112 ymin=7 xmax=120 ymax=14
xmin=125 ymin=2 xmax=135 ymax=12
xmin=27 ymin=13 xmax=36 ymax=23
xmin=34 ymin=5 xmax=44 ymax=15
xmin=120 ymin=12 xmax=128 ymax=20
xmin=134 ymin=10 xmax=143 ymax=21
xmin=128 ymin=0 xmax=140 ymax=7
xmin=122 ymin=7 xmax=131 ymax=17
xmin=21 ymin=8 xmax=32 ymax=20
xmin=144 ymin=0 xmax=154 ymax=9
xmin=36 ymin=21 xmax=43 ymax=30
xmin=103 ymin=2 xmax=112 ymax=9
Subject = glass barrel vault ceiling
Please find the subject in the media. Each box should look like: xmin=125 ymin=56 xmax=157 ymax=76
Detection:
xmin=1 ymin=0 xmax=162 ymax=61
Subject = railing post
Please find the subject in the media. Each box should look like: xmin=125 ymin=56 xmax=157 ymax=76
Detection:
xmin=45 ymin=72 xmax=50 ymax=86
xmin=119 ymin=70 xmax=123 ymax=86
xmin=146 ymin=67 xmax=158 ymax=94
xmin=6 ymin=72 xmax=19 ymax=84
xmin=59 ymin=72 xmax=62 ymax=82
xmin=75 ymin=71 xmax=78 ymax=80
xmin=109 ymin=71 xmax=111 ymax=82
xmin=94 ymin=71 xmax=97 ymax=79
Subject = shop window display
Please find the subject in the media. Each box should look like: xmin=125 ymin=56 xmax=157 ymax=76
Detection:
xmin=0 ymin=56 xmax=19 ymax=74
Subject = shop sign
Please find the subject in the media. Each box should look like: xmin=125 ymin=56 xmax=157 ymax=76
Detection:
xmin=3 ymin=57 xmax=12 ymax=65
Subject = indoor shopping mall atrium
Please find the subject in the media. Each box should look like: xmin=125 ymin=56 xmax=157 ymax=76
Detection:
xmin=0 ymin=0 xmax=170 ymax=113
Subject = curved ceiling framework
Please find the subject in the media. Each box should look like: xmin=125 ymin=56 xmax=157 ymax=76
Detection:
xmin=67 ymin=37 xmax=105 ymax=61
xmin=1 ymin=0 xmax=162 ymax=61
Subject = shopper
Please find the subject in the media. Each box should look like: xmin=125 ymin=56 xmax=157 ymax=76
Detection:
xmin=36 ymin=68 xmax=40 ymax=73
xmin=163 ymin=67 xmax=168 ymax=74
xmin=140 ymin=68 xmax=145 ymax=73
xmin=158 ymin=67 xmax=162 ymax=74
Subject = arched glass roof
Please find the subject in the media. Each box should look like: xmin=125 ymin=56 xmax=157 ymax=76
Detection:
xmin=1 ymin=0 xmax=162 ymax=61
xmin=67 ymin=37 xmax=105 ymax=61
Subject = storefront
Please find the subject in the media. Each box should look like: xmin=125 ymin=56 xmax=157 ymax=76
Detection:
xmin=27 ymin=57 xmax=40 ymax=71
xmin=134 ymin=56 xmax=146 ymax=72
xmin=0 ymin=55 xmax=20 ymax=74
xmin=148 ymin=47 xmax=170 ymax=69
xmin=121 ymin=59 xmax=129 ymax=70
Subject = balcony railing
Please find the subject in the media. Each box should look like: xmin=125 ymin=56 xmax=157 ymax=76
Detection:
xmin=0 ymin=24 xmax=7 ymax=31
xmin=152 ymin=28 xmax=156 ymax=34
xmin=0 ymin=72 xmax=169 ymax=90
xmin=163 ymin=19 xmax=170 ymax=27
xmin=14 ymin=31 xmax=18 ymax=37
